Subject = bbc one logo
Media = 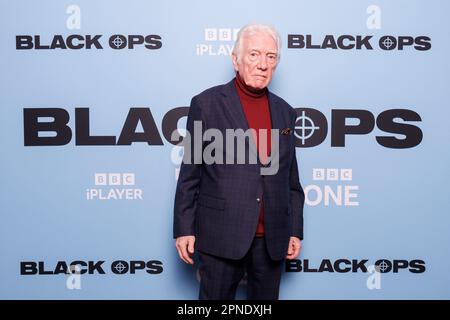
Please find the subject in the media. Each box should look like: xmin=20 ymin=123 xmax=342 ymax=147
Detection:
xmin=287 ymin=34 xmax=431 ymax=51
xmin=196 ymin=27 xmax=239 ymax=56
xmin=86 ymin=173 xmax=143 ymax=200
xmin=304 ymin=168 xmax=358 ymax=207
xmin=16 ymin=34 xmax=162 ymax=50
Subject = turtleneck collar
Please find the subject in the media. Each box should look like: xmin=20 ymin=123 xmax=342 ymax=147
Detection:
xmin=235 ymin=73 xmax=268 ymax=98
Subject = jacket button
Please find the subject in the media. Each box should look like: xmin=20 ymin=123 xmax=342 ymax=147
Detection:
xmin=256 ymin=198 xmax=261 ymax=203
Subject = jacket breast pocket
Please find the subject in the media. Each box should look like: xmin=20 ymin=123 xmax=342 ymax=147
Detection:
xmin=198 ymin=194 xmax=226 ymax=211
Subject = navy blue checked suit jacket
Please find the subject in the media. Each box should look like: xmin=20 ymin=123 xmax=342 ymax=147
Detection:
xmin=173 ymin=78 xmax=304 ymax=261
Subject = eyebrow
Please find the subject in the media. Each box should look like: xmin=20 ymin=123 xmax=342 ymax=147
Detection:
xmin=249 ymin=49 xmax=278 ymax=55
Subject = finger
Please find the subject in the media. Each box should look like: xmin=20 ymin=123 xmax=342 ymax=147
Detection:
xmin=176 ymin=241 xmax=188 ymax=263
xmin=292 ymin=245 xmax=300 ymax=259
xmin=176 ymin=240 xmax=191 ymax=264
xmin=188 ymin=239 xmax=195 ymax=254
xmin=177 ymin=248 xmax=188 ymax=264
xmin=180 ymin=244 xmax=194 ymax=264
xmin=287 ymin=241 xmax=294 ymax=254
xmin=290 ymin=241 xmax=301 ymax=259
xmin=285 ymin=252 xmax=295 ymax=260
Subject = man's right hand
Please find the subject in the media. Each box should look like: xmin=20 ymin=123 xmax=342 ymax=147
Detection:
xmin=175 ymin=235 xmax=196 ymax=265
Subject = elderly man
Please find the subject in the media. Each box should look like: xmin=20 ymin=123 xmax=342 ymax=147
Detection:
xmin=173 ymin=23 xmax=305 ymax=300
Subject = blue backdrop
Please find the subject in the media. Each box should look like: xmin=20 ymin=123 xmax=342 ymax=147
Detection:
xmin=1 ymin=0 xmax=449 ymax=299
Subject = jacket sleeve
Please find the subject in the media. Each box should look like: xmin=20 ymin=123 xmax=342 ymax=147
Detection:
xmin=289 ymin=112 xmax=305 ymax=239
xmin=173 ymin=96 xmax=204 ymax=238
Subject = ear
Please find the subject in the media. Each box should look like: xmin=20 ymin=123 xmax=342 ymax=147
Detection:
xmin=231 ymin=53 xmax=239 ymax=72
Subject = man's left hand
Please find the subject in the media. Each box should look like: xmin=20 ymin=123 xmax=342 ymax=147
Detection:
xmin=285 ymin=236 xmax=302 ymax=260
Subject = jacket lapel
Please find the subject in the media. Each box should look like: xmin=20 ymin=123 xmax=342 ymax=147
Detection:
xmin=268 ymin=92 xmax=282 ymax=132
xmin=221 ymin=79 xmax=249 ymax=131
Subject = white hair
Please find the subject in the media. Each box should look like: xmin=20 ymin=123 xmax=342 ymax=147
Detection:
xmin=232 ymin=23 xmax=281 ymax=62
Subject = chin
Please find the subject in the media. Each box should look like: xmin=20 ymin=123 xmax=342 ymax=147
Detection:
xmin=250 ymin=85 xmax=263 ymax=90
xmin=255 ymin=83 xmax=268 ymax=90
xmin=251 ymin=81 xmax=267 ymax=89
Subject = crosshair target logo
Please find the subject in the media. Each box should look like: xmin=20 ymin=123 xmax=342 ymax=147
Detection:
xmin=111 ymin=260 xmax=129 ymax=274
xmin=379 ymin=36 xmax=397 ymax=50
xmin=295 ymin=110 xmax=320 ymax=145
xmin=109 ymin=35 xmax=127 ymax=49
xmin=294 ymin=108 xmax=328 ymax=148
xmin=375 ymin=259 xmax=392 ymax=273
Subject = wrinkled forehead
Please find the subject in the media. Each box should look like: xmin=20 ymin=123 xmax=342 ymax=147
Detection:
xmin=242 ymin=32 xmax=278 ymax=53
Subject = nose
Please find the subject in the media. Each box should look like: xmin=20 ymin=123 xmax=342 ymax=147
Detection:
xmin=257 ymin=55 xmax=268 ymax=70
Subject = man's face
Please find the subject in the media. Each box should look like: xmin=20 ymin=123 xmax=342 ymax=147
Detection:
xmin=232 ymin=32 xmax=278 ymax=90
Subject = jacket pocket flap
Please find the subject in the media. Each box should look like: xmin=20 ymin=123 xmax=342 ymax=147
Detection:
xmin=198 ymin=194 xmax=225 ymax=210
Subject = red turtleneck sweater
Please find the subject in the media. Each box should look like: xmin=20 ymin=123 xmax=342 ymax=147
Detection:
xmin=234 ymin=74 xmax=272 ymax=237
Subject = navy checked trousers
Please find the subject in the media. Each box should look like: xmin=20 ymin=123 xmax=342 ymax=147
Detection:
xmin=198 ymin=237 xmax=283 ymax=300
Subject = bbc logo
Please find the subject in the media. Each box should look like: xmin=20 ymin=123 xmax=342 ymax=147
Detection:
xmin=95 ymin=173 xmax=135 ymax=186
xmin=313 ymin=169 xmax=352 ymax=181
xmin=204 ymin=28 xmax=240 ymax=41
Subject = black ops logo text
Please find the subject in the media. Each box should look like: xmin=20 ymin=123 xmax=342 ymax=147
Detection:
xmin=286 ymin=259 xmax=426 ymax=273
xmin=23 ymin=107 xmax=423 ymax=149
xmin=288 ymin=34 xmax=431 ymax=51
xmin=16 ymin=34 xmax=162 ymax=50
xmin=21 ymin=260 xmax=163 ymax=275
